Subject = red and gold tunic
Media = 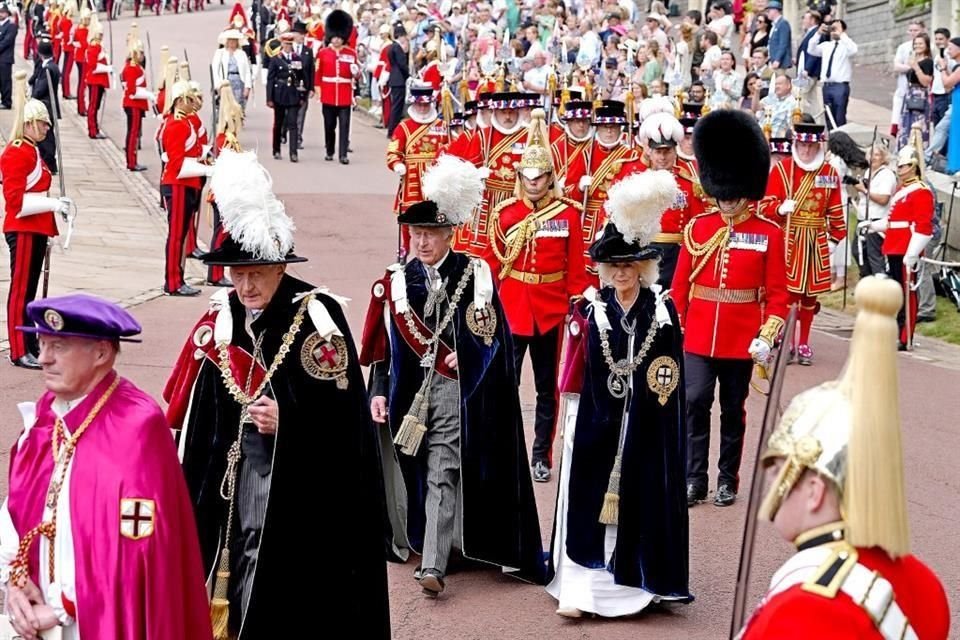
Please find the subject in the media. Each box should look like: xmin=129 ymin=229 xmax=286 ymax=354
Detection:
xmin=764 ymin=158 xmax=846 ymax=296
xmin=564 ymin=141 xmax=638 ymax=278
xmin=548 ymin=123 xmax=591 ymax=188
xmin=386 ymin=116 xmax=447 ymax=214
xmin=444 ymin=125 xmax=526 ymax=257
xmin=672 ymin=203 xmax=789 ymax=359
xmin=483 ymin=195 xmax=589 ymax=336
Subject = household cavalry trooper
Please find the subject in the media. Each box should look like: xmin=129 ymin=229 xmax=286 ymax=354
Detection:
xmin=159 ymin=78 xmax=213 ymax=297
xmin=565 ymin=100 xmax=639 ymax=283
xmin=763 ymin=120 xmax=845 ymax=366
xmin=2 ymin=71 xmax=72 ymax=369
xmin=387 ymin=84 xmax=447 ymax=255
xmin=737 ymin=276 xmax=950 ymax=639
xmin=670 ymin=109 xmax=789 ymax=509
xmin=483 ymin=109 xmax=589 ymax=484
xmin=83 ymin=15 xmax=111 ymax=139
xmin=121 ymin=23 xmax=154 ymax=172
xmin=547 ymin=93 xmax=592 ymax=190
xmin=613 ymin=111 xmax=708 ymax=288
xmin=444 ymin=91 xmax=541 ymax=258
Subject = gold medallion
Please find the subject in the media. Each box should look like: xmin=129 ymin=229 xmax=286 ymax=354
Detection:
xmin=44 ymin=309 xmax=64 ymax=331
xmin=300 ymin=332 xmax=350 ymax=389
xmin=465 ymin=302 xmax=497 ymax=345
xmin=647 ymin=356 xmax=679 ymax=406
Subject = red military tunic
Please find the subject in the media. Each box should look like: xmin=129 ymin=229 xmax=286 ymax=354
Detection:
xmin=548 ymin=123 xmax=591 ymax=189
xmin=882 ymin=180 xmax=935 ymax=256
xmin=743 ymin=540 xmax=949 ymax=640
xmin=121 ymin=61 xmax=149 ymax=111
xmin=160 ymin=111 xmax=203 ymax=190
xmin=445 ymin=125 xmax=527 ymax=257
xmin=565 ymin=141 xmax=638 ymax=279
xmin=386 ymin=117 xmax=447 ymax=214
xmin=764 ymin=157 xmax=846 ymax=296
xmin=84 ymin=41 xmax=110 ymax=87
xmin=483 ymin=195 xmax=589 ymax=336
xmin=418 ymin=59 xmax=442 ymax=91
xmin=49 ymin=12 xmax=62 ymax=59
xmin=1 ymin=139 xmax=57 ymax=236
xmin=671 ymin=204 xmax=789 ymax=359
xmin=314 ymin=45 xmax=358 ymax=107
xmin=613 ymin=159 xmax=707 ymax=242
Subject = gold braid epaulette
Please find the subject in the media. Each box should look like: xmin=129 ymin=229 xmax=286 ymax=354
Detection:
xmin=216 ymin=295 xmax=313 ymax=406
xmin=559 ymin=196 xmax=583 ymax=212
xmin=683 ymin=215 xmax=730 ymax=282
xmin=488 ymin=197 xmax=537 ymax=280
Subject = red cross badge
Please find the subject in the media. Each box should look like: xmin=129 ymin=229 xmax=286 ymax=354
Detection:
xmin=646 ymin=356 xmax=679 ymax=406
xmin=120 ymin=499 xmax=155 ymax=540
xmin=300 ymin=332 xmax=350 ymax=389
xmin=465 ymin=302 xmax=497 ymax=346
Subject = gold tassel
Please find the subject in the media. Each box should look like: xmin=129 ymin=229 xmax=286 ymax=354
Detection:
xmin=458 ymin=78 xmax=470 ymax=106
xmin=441 ymin=86 xmax=454 ymax=125
xmin=399 ymin=422 xmax=428 ymax=456
xmin=598 ymin=454 xmax=623 ymax=525
xmin=559 ymin=81 xmax=570 ymax=118
xmin=495 ymin=67 xmax=505 ymax=92
xmin=394 ymin=389 xmax=429 ymax=456
xmin=210 ymin=547 xmax=232 ymax=640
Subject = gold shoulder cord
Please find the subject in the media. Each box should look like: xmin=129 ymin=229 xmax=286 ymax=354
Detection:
xmin=488 ymin=203 xmax=539 ymax=280
xmin=684 ymin=222 xmax=731 ymax=282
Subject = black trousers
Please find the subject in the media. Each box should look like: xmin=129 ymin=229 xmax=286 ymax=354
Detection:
xmin=513 ymin=326 xmax=562 ymax=466
xmin=822 ymin=81 xmax=850 ymax=128
xmin=297 ymin=98 xmax=309 ymax=146
xmin=684 ymin=353 xmax=753 ymax=492
xmin=387 ymin=84 xmax=406 ymax=136
xmin=38 ymin=127 xmax=57 ymax=173
xmin=272 ymin=102 xmax=300 ymax=156
xmin=5 ymin=232 xmax=46 ymax=359
xmin=321 ymin=104 xmax=351 ymax=159
xmin=0 ymin=63 xmax=12 ymax=108
xmin=855 ymin=230 xmax=886 ymax=278
xmin=651 ymin=242 xmax=680 ymax=289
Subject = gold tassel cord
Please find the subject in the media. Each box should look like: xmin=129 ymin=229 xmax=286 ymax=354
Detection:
xmin=394 ymin=389 xmax=430 ymax=456
xmin=599 ymin=454 xmax=623 ymax=525
xmin=210 ymin=548 xmax=232 ymax=640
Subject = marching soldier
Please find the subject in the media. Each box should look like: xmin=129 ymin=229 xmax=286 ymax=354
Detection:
xmin=764 ymin=121 xmax=846 ymax=365
xmin=671 ymin=109 xmax=789 ymax=508
xmin=55 ymin=0 xmax=74 ymax=98
xmin=484 ymin=109 xmax=589 ymax=483
xmin=267 ymin=32 xmax=306 ymax=162
xmin=737 ymin=276 xmax=950 ymax=638
xmin=83 ymin=17 xmax=110 ymax=139
xmin=548 ymin=97 xmax=592 ymax=190
xmin=387 ymin=85 xmax=446 ymax=252
xmin=121 ymin=26 xmax=152 ymax=172
xmin=314 ymin=9 xmax=359 ymax=164
xmin=159 ymin=79 xmax=212 ymax=296
xmin=565 ymin=100 xmax=639 ymax=283
xmin=361 ymin=155 xmax=545 ymax=597
xmin=2 ymin=71 xmax=71 ymax=369
xmin=444 ymin=91 xmax=540 ymax=257
xmin=72 ymin=7 xmax=90 ymax=115
xmin=614 ymin=112 xmax=707 ymax=288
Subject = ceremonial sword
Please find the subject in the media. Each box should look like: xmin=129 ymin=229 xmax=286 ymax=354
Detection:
xmin=42 ymin=65 xmax=76 ymax=297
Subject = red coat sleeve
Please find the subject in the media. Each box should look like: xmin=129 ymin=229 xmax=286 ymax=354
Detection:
xmin=564 ymin=207 xmax=589 ymax=298
xmin=671 ymin=226 xmax=693 ymax=324
xmin=162 ymin=310 xmax=217 ymax=430
xmin=386 ymin=121 xmax=407 ymax=169
xmin=358 ymin=276 xmax=391 ymax=367
xmin=761 ymin=218 xmax=789 ymax=322
xmin=564 ymin=150 xmax=588 ymax=201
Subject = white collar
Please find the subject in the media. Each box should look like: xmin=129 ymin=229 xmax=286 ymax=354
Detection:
xmin=52 ymin=394 xmax=89 ymax=421
xmin=492 ymin=114 xmax=524 ymax=135
xmin=409 ymin=107 xmax=438 ymax=124
xmin=793 ymin=148 xmax=825 ymax=172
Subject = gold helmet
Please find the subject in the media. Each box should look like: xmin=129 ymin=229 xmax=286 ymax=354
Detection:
xmin=516 ymin=108 xmax=553 ymax=180
xmin=127 ymin=21 xmax=144 ymax=59
xmin=896 ymin=124 xmax=926 ymax=181
xmin=163 ymin=56 xmax=180 ymax=112
xmin=9 ymin=70 xmax=51 ymax=141
xmin=759 ymin=276 xmax=910 ymax=558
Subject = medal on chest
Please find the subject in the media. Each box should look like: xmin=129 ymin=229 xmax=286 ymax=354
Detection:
xmin=300 ymin=332 xmax=350 ymax=389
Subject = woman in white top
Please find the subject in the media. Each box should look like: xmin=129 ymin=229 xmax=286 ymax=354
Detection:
xmin=708 ymin=50 xmax=742 ymax=110
xmin=708 ymin=1 xmax=735 ymax=50
xmin=211 ymin=29 xmax=253 ymax=109
xmin=854 ymin=144 xmax=897 ymax=276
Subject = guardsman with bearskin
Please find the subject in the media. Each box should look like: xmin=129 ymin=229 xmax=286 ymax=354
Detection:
xmin=313 ymin=9 xmax=359 ymax=164
xmin=445 ymin=91 xmax=540 ymax=257
xmin=387 ymin=84 xmax=446 ymax=253
xmin=764 ymin=120 xmax=846 ymax=365
xmin=484 ymin=109 xmax=589 ymax=483
xmin=361 ymin=155 xmax=545 ymax=598
xmin=671 ymin=109 xmax=789 ymax=509
xmin=565 ymin=100 xmax=639 ymax=283
xmin=737 ymin=276 xmax=950 ymax=639
xmin=2 ymin=71 xmax=72 ymax=369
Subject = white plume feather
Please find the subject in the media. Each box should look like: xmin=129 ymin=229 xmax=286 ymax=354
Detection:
xmin=211 ymin=149 xmax=295 ymax=262
xmin=604 ymin=170 xmax=678 ymax=245
xmin=640 ymin=112 xmax=685 ymax=145
xmin=639 ymin=96 xmax=676 ymax=122
xmin=421 ymin=155 xmax=490 ymax=226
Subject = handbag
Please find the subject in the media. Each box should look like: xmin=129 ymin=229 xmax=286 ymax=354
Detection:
xmin=0 ymin=614 xmax=63 ymax=639
xmin=904 ymin=93 xmax=927 ymax=112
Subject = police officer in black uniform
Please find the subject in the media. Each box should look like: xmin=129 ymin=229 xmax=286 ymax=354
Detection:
xmin=266 ymin=31 xmax=306 ymax=163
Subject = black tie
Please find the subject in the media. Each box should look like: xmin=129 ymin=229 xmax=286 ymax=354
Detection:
xmin=826 ymin=41 xmax=838 ymax=80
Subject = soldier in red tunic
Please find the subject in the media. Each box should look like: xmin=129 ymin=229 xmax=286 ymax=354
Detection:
xmin=121 ymin=29 xmax=153 ymax=172
xmin=83 ymin=20 xmax=111 ymax=139
xmin=56 ymin=2 xmax=74 ymax=99
xmin=2 ymin=72 xmax=71 ymax=369
xmin=738 ymin=275 xmax=950 ymax=640
xmin=671 ymin=109 xmax=789 ymax=508
xmin=867 ymin=144 xmax=935 ymax=350
xmin=764 ymin=121 xmax=846 ymax=365
xmin=484 ymin=109 xmax=589 ymax=482
xmin=73 ymin=8 xmax=91 ymax=116
xmin=313 ymin=10 xmax=359 ymax=164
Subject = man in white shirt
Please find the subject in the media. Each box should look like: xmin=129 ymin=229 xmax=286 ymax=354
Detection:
xmin=699 ymin=31 xmax=721 ymax=77
xmin=806 ymin=19 xmax=857 ymax=128
xmin=644 ymin=15 xmax=669 ymax=52
xmin=522 ymin=51 xmax=549 ymax=96
xmin=759 ymin=73 xmax=797 ymax=137
xmin=890 ymin=20 xmax=924 ymax=136
xmin=930 ymin=28 xmax=953 ymax=125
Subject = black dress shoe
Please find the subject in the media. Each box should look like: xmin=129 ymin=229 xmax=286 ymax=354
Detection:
xmin=272 ymin=151 xmax=281 ymax=160
xmin=290 ymin=153 xmax=299 ymax=163
xmin=687 ymin=483 xmax=707 ymax=507
xmin=325 ymin=154 xmax=333 ymax=161
xmin=532 ymin=460 xmax=551 ymax=482
xmin=418 ymin=569 xmax=445 ymax=597
xmin=714 ymin=484 xmax=737 ymax=507
xmin=206 ymin=277 xmax=233 ymax=287
xmin=11 ymin=353 xmax=41 ymax=370
xmin=339 ymin=157 xmax=349 ymax=165
xmin=129 ymin=164 xmax=148 ymax=172
xmin=916 ymin=315 xmax=936 ymax=323
xmin=166 ymin=284 xmax=201 ymax=296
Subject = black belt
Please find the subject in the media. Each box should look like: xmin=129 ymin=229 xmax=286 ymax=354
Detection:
xmin=823 ymin=80 xmax=849 ymax=84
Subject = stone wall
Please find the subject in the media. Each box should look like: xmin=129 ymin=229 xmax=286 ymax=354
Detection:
xmin=842 ymin=0 xmax=934 ymax=69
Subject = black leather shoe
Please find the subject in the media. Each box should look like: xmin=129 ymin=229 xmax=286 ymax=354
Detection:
xmin=714 ymin=484 xmax=737 ymax=507
xmin=532 ymin=460 xmax=551 ymax=482
xmin=166 ymin=284 xmax=201 ymax=297
xmin=325 ymin=154 xmax=334 ymax=161
xmin=290 ymin=153 xmax=299 ymax=163
xmin=916 ymin=315 xmax=936 ymax=323
xmin=418 ymin=568 xmax=445 ymax=597
xmin=687 ymin=483 xmax=707 ymax=507
xmin=11 ymin=353 xmax=41 ymax=370
xmin=129 ymin=164 xmax=148 ymax=172
xmin=339 ymin=157 xmax=349 ymax=165
xmin=206 ymin=278 xmax=233 ymax=287
xmin=273 ymin=151 xmax=282 ymax=160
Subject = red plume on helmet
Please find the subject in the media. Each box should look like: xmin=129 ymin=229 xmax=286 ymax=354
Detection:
xmin=228 ymin=2 xmax=248 ymax=28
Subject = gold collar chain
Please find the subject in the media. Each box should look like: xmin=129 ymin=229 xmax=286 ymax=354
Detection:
xmin=402 ymin=265 xmax=473 ymax=347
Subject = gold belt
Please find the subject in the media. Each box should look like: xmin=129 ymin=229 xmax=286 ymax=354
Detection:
xmin=652 ymin=232 xmax=683 ymax=244
xmin=791 ymin=215 xmax=827 ymax=228
xmin=691 ymin=284 xmax=760 ymax=303
xmin=508 ymin=269 xmax=566 ymax=284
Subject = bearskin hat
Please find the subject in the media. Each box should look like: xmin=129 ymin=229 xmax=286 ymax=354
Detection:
xmin=693 ymin=109 xmax=770 ymax=201
xmin=324 ymin=9 xmax=353 ymax=44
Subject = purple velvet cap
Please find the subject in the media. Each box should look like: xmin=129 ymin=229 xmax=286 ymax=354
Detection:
xmin=18 ymin=293 xmax=143 ymax=342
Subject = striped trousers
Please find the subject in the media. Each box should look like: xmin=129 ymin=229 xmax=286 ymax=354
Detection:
xmin=5 ymin=232 xmax=46 ymax=360
xmin=161 ymin=184 xmax=199 ymax=292
xmin=421 ymin=375 xmax=462 ymax=574
xmin=230 ymin=456 xmax=271 ymax=631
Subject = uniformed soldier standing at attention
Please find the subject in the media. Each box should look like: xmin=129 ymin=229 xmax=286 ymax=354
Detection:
xmin=314 ymin=9 xmax=359 ymax=164
xmin=267 ymin=31 xmax=306 ymax=162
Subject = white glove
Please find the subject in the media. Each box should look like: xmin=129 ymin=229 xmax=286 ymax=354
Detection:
xmin=904 ymin=232 xmax=932 ymax=270
xmin=56 ymin=197 xmax=73 ymax=216
xmin=393 ymin=164 xmax=407 ymax=176
xmin=748 ymin=338 xmax=771 ymax=365
xmin=904 ymin=253 xmax=919 ymax=269
xmin=778 ymin=199 xmax=796 ymax=215
xmin=350 ymin=63 xmax=360 ymax=76
xmin=578 ymin=175 xmax=593 ymax=191
xmin=868 ymin=218 xmax=888 ymax=233
xmin=828 ymin=240 xmax=837 ymax=256
xmin=205 ymin=163 xmax=216 ymax=178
